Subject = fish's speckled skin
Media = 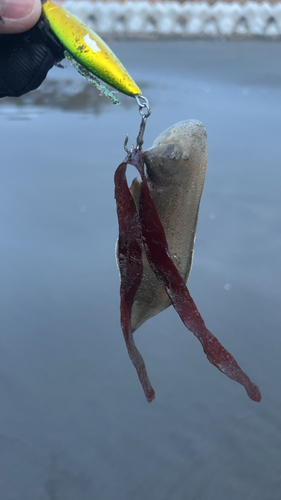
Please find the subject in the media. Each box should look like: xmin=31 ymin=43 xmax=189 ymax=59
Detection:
xmin=129 ymin=120 xmax=208 ymax=332
xmin=42 ymin=0 xmax=141 ymax=97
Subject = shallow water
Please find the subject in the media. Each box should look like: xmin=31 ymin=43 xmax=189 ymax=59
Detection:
xmin=0 ymin=40 xmax=281 ymax=500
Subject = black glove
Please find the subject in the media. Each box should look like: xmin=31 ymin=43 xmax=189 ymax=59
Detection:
xmin=0 ymin=19 xmax=64 ymax=98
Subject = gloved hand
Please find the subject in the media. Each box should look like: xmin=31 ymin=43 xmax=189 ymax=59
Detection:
xmin=0 ymin=0 xmax=64 ymax=97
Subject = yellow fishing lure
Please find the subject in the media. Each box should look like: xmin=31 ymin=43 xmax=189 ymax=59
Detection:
xmin=41 ymin=0 xmax=141 ymax=98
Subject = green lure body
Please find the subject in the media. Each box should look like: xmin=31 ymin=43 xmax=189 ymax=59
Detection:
xmin=41 ymin=0 xmax=142 ymax=97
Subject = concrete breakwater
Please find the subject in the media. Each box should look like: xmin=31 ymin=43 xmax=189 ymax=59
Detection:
xmin=61 ymin=1 xmax=281 ymax=37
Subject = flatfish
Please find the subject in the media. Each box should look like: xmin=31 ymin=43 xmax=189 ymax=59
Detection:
xmin=129 ymin=119 xmax=208 ymax=332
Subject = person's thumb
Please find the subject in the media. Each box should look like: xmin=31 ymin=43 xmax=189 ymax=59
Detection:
xmin=0 ymin=0 xmax=41 ymax=34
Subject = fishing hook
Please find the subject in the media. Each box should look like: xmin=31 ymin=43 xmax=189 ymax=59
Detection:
xmin=123 ymin=95 xmax=151 ymax=153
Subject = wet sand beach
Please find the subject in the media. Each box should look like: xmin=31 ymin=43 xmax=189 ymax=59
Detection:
xmin=0 ymin=40 xmax=281 ymax=499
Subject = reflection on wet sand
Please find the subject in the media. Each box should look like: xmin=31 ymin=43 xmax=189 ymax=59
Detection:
xmin=0 ymin=77 xmax=143 ymax=115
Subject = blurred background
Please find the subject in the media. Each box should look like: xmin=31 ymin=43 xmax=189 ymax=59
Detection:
xmin=0 ymin=2 xmax=281 ymax=499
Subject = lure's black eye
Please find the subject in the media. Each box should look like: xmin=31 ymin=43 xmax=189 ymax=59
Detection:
xmin=0 ymin=21 xmax=64 ymax=98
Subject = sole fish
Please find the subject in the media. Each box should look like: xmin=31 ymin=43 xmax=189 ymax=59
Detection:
xmin=129 ymin=119 xmax=208 ymax=332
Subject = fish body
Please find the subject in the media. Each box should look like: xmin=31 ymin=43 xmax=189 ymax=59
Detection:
xmin=41 ymin=0 xmax=141 ymax=97
xmin=128 ymin=120 xmax=208 ymax=332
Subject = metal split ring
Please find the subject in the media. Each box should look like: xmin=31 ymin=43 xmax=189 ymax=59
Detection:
xmin=135 ymin=94 xmax=151 ymax=118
